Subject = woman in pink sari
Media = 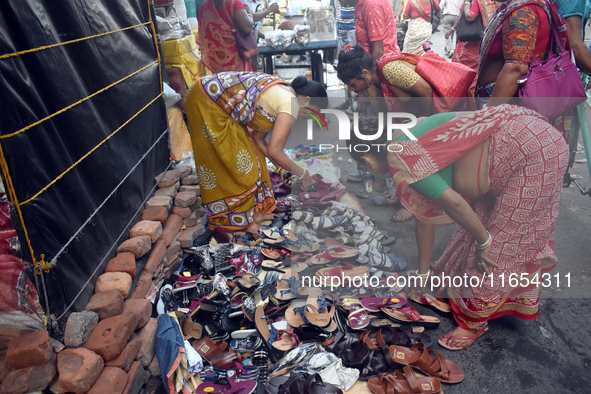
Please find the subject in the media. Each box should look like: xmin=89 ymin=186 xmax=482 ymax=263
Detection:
xmin=351 ymin=105 xmax=568 ymax=350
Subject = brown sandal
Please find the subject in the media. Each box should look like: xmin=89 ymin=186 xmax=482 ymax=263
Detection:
xmin=388 ymin=343 xmax=464 ymax=384
xmin=192 ymin=337 xmax=244 ymax=369
xmin=368 ymin=366 xmax=442 ymax=394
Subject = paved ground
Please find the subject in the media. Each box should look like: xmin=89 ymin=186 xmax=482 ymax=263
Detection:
xmin=286 ymin=27 xmax=591 ymax=393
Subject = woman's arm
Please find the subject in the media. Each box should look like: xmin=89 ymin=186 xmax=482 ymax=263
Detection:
xmin=464 ymin=0 xmax=479 ymax=22
xmin=433 ymin=0 xmax=441 ymax=13
xmin=565 ymin=15 xmax=591 ymax=75
xmin=403 ymin=1 xmax=411 ymax=19
xmin=434 ymin=188 xmax=497 ymax=271
xmin=252 ymin=2 xmax=278 ymax=23
xmin=233 ymin=8 xmax=254 ymax=35
xmin=445 ymin=13 xmax=462 ymax=39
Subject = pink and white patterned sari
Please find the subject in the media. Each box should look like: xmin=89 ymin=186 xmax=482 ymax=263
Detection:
xmin=388 ymin=105 xmax=568 ymax=329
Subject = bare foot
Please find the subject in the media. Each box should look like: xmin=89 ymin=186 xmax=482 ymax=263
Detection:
xmin=390 ymin=207 xmax=413 ymax=222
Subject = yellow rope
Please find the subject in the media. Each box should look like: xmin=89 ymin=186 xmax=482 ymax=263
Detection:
xmin=1 ymin=60 xmax=159 ymax=140
xmin=0 ymin=22 xmax=151 ymax=60
xmin=0 ymin=142 xmax=38 ymax=265
xmin=147 ymin=2 xmax=164 ymax=90
xmin=20 ymin=92 xmax=164 ymax=206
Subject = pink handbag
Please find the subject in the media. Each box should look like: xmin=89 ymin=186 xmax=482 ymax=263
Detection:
xmin=518 ymin=19 xmax=586 ymax=120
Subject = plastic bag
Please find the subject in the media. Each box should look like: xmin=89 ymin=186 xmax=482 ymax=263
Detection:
xmin=163 ymin=82 xmax=182 ymax=109
xmin=264 ymin=30 xmax=282 ymax=48
xmin=294 ymin=25 xmax=310 ymax=46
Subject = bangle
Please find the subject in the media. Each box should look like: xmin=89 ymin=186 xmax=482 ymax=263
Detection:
xmin=464 ymin=1 xmax=471 ymax=6
xmin=474 ymin=231 xmax=492 ymax=250
xmin=451 ymin=27 xmax=456 ymax=31
xmin=293 ymin=168 xmax=309 ymax=181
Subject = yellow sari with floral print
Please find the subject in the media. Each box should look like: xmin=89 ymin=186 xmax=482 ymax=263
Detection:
xmin=185 ymin=72 xmax=287 ymax=229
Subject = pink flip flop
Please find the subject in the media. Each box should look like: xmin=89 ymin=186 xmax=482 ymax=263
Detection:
xmin=437 ymin=323 xmax=489 ymax=351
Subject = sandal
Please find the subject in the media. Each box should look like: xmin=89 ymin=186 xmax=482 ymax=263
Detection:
xmin=380 ymin=300 xmax=441 ymax=329
xmin=410 ymin=288 xmax=452 ymax=315
xmin=438 ymin=323 xmax=488 ymax=351
xmin=338 ymin=298 xmax=370 ymax=330
xmin=360 ymin=326 xmax=433 ymax=349
xmin=357 ymin=244 xmax=407 ymax=272
xmin=193 ymin=337 xmax=245 ymax=372
xmin=229 ymin=336 xmax=263 ymax=353
xmin=255 ymin=306 xmax=295 ymax=362
xmin=308 ymin=245 xmax=359 ymax=265
xmin=387 ymin=343 xmax=464 ymax=383
xmin=196 ymin=376 xmax=256 ymax=394
xmin=390 ymin=208 xmax=414 ymax=222
xmin=293 ymin=324 xmax=335 ymax=346
xmin=236 ymin=272 xmax=260 ymax=291
xmin=268 ymin=342 xmax=323 ymax=378
xmin=368 ymin=366 xmax=442 ymax=394
xmin=262 ymin=260 xmax=286 ymax=273
xmin=311 ymin=216 xmax=347 ymax=230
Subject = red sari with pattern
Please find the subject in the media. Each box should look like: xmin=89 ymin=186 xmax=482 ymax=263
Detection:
xmin=198 ymin=0 xmax=255 ymax=73
xmin=387 ymin=105 xmax=568 ymax=329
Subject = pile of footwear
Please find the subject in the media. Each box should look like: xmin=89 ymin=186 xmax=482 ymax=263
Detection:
xmin=155 ymin=188 xmax=463 ymax=394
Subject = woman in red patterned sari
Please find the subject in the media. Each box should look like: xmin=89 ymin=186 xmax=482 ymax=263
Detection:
xmin=198 ymin=0 xmax=256 ymax=73
xmin=353 ymin=105 xmax=568 ymax=350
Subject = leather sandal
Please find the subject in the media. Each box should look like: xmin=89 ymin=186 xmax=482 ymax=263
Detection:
xmin=360 ymin=326 xmax=433 ymax=349
xmin=192 ymin=337 xmax=245 ymax=373
xmin=368 ymin=365 xmax=442 ymax=394
xmin=387 ymin=343 xmax=464 ymax=384
xmin=380 ymin=298 xmax=440 ymax=329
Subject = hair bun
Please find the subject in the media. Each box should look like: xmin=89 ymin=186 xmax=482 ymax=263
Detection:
xmin=291 ymin=75 xmax=309 ymax=89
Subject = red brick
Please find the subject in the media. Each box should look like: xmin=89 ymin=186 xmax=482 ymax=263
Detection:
xmin=155 ymin=169 xmax=181 ymax=188
xmin=105 ymin=252 xmax=137 ymax=278
xmin=95 ymin=272 xmax=133 ymax=298
xmin=181 ymin=174 xmax=199 ymax=185
xmin=174 ymin=191 xmax=197 ymax=208
xmin=176 ymin=165 xmax=192 ymax=179
xmin=154 ymin=182 xmax=179 ymax=199
xmin=180 ymin=185 xmax=201 ymax=195
xmin=123 ymin=298 xmax=152 ymax=329
xmin=104 ymin=340 xmax=141 ymax=372
xmin=183 ymin=211 xmax=197 ymax=227
xmin=166 ymin=240 xmax=181 ymax=261
xmin=117 ymin=236 xmax=152 ymax=259
xmin=87 ymin=367 xmax=127 ymax=394
xmin=130 ymin=220 xmax=162 ymax=243
xmin=6 ymin=330 xmax=51 ymax=369
xmin=160 ymin=214 xmax=183 ymax=246
xmin=85 ymin=314 xmax=139 ymax=361
xmin=145 ymin=196 xmax=173 ymax=210
xmin=141 ymin=206 xmax=169 ymax=224
xmin=129 ymin=271 xmax=153 ymax=300
xmin=85 ymin=290 xmax=124 ymax=320
xmin=143 ymin=239 xmax=167 ymax=277
xmin=58 ymin=348 xmax=104 ymax=393
xmin=178 ymin=224 xmax=205 ymax=248
xmin=171 ymin=206 xmax=191 ymax=218
xmin=0 ymin=352 xmax=56 ymax=394
xmin=147 ymin=356 xmax=161 ymax=377
xmin=123 ymin=361 xmax=147 ymax=394
xmin=132 ymin=318 xmax=158 ymax=367
xmin=49 ymin=377 xmax=68 ymax=394
xmin=189 ymin=197 xmax=203 ymax=211
xmin=64 ymin=311 xmax=99 ymax=348
xmin=167 ymin=255 xmax=183 ymax=271
xmin=194 ymin=206 xmax=206 ymax=219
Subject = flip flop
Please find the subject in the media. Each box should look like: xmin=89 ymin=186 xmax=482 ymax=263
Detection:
xmin=380 ymin=302 xmax=440 ymax=329
xmin=438 ymin=323 xmax=489 ymax=351
xmin=410 ymin=289 xmax=452 ymax=315
xmin=261 ymin=248 xmax=282 ymax=260
xmin=338 ymin=298 xmax=370 ymax=330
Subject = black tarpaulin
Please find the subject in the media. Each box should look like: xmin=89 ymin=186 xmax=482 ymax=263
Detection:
xmin=0 ymin=0 xmax=170 ymax=328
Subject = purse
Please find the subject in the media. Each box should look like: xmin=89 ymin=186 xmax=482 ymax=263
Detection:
xmin=518 ymin=17 xmax=587 ymax=120
xmin=227 ymin=0 xmax=259 ymax=60
xmin=456 ymin=12 xmax=484 ymax=42
xmin=415 ymin=51 xmax=476 ymax=112
xmin=430 ymin=0 xmax=441 ymax=33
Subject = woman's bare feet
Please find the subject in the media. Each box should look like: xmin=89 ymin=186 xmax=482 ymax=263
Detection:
xmin=390 ymin=207 xmax=414 ymax=222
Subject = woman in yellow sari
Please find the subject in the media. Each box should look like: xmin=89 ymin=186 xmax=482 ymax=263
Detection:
xmin=185 ymin=73 xmax=327 ymax=231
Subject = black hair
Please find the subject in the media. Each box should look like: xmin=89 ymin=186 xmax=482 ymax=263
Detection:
xmin=291 ymin=76 xmax=328 ymax=108
xmin=346 ymin=115 xmax=389 ymax=164
xmin=337 ymin=45 xmax=377 ymax=84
